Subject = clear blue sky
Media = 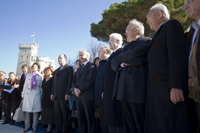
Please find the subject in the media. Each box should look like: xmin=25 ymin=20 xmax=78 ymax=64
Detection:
xmin=0 ymin=0 xmax=125 ymax=78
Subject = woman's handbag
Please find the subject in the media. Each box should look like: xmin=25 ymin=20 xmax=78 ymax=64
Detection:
xmin=13 ymin=100 xmax=25 ymax=122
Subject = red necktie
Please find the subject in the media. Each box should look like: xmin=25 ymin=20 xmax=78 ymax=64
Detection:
xmin=23 ymin=74 xmax=25 ymax=80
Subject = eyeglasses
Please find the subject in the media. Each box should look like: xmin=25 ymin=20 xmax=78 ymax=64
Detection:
xmin=182 ymin=0 xmax=193 ymax=10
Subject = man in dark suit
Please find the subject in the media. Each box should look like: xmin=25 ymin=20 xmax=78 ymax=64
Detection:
xmin=111 ymin=19 xmax=151 ymax=133
xmin=184 ymin=0 xmax=200 ymax=132
xmin=19 ymin=64 xmax=28 ymax=100
xmin=51 ymin=54 xmax=74 ymax=133
xmin=72 ymin=50 xmax=96 ymax=133
xmin=2 ymin=72 xmax=20 ymax=125
xmin=94 ymin=46 xmax=111 ymax=133
xmin=101 ymin=33 xmax=124 ymax=133
xmin=144 ymin=3 xmax=191 ymax=133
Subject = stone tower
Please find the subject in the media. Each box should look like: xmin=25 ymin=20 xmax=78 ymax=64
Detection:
xmin=16 ymin=42 xmax=56 ymax=78
xmin=16 ymin=42 xmax=39 ymax=77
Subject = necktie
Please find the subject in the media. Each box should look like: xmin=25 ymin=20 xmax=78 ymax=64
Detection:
xmin=23 ymin=74 xmax=25 ymax=80
xmin=81 ymin=64 xmax=85 ymax=72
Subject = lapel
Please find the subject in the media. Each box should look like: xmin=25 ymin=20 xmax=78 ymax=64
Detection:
xmin=78 ymin=62 xmax=90 ymax=78
xmin=186 ymin=27 xmax=195 ymax=53
xmin=57 ymin=64 xmax=67 ymax=76
xmin=148 ymin=24 xmax=164 ymax=50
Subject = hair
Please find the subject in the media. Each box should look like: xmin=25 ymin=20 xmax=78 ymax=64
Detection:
xmin=9 ymin=72 xmax=15 ymax=76
xmin=109 ymin=33 xmax=123 ymax=45
xmin=101 ymin=46 xmax=111 ymax=55
xmin=21 ymin=64 xmax=28 ymax=69
xmin=129 ymin=19 xmax=144 ymax=35
xmin=76 ymin=59 xmax=82 ymax=67
xmin=0 ymin=71 xmax=6 ymax=77
xmin=150 ymin=3 xmax=170 ymax=20
xmin=79 ymin=50 xmax=90 ymax=60
xmin=44 ymin=67 xmax=53 ymax=75
xmin=94 ymin=57 xmax=100 ymax=64
xmin=49 ymin=63 xmax=56 ymax=68
xmin=32 ymin=62 xmax=40 ymax=71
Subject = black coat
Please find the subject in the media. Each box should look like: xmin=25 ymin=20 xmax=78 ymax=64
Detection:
xmin=101 ymin=48 xmax=123 ymax=127
xmin=51 ymin=64 xmax=74 ymax=100
xmin=111 ymin=36 xmax=151 ymax=104
xmin=72 ymin=62 xmax=96 ymax=101
xmin=42 ymin=77 xmax=54 ymax=108
xmin=94 ymin=60 xmax=107 ymax=106
xmin=144 ymin=20 xmax=191 ymax=133
xmin=19 ymin=73 xmax=26 ymax=94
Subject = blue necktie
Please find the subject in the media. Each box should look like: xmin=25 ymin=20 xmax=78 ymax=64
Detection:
xmin=81 ymin=64 xmax=85 ymax=72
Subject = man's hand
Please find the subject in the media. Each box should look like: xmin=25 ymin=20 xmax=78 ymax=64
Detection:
xmin=50 ymin=95 xmax=54 ymax=101
xmin=170 ymin=88 xmax=185 ymax=104
xmin=12 ymin=84 xmax=19 ymax=88
xmin=65 ymin=94 xmax=69 ymax=101
xmin=74 ymin=88 xmax=81 ymax=97
xmin=101 ymin=92 xmax=104 ymax=99
xmin=124 ymin=63 xmax=130 ymax=66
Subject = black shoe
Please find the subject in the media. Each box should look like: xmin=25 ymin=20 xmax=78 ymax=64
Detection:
xmin=67 ymin=128 xmax=76 ymax=132
xmin=23 ymin=129 xmax=29 ymax=132
xmin=2 ymin=121 xmax=9 ymax=125
xmin=10 ymin=120 xmax=15 ymax=125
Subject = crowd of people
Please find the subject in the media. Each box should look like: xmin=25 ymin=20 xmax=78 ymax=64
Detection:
xmin=0 ymin=1 xmax=200 ymax=133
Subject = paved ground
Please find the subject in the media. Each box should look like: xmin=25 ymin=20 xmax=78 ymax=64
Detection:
xmin=0 ymin=120 xmax=33 ymax=133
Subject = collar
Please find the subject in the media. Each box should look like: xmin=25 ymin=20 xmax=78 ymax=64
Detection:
xmin=83 ymin=61 xmax=89 ymax=66
xmin=113 ymin=47 xmax=120 ymax=53
xmin=158 ymin=22 xmax=165 ymax=30
xmin=192 ymin=19 xmax=200 ymax=30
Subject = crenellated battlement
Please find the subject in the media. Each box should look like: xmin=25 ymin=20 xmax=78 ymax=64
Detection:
xmin=19 ymin=42 xmax=39 ymax=49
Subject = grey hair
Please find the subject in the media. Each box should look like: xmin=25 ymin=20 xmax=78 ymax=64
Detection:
xmin=79 ymin=50 xmax=90 ymax=60
xmin=109 ymin=33 xmax=123 ymax=45
xmin=100 ymin=46 xmax=111 ymax=55
xmin=129 ymin=19 xmax=144 ymax=35
xmin=150 ymin=3 xmax=170 ymax=20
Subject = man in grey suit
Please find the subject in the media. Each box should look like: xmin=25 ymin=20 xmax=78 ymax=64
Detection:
xmin=72 ymin=50 xmax=96 ymax=133
xmin=111 ymin=19 xmax=151 ymax=133
xmin=51 ymin=54 xmax=74 ymax=133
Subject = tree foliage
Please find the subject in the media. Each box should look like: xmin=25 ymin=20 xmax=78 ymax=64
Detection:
xmin=90 ymin=0 xmax=193 ymax=44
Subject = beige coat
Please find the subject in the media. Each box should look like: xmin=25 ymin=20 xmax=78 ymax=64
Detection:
xmin=22 ymin=73 xmax=43 ymax=112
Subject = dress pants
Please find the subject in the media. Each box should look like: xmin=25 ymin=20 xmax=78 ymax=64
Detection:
xmin=25 ymin=112 xmax=38 ymax=130
xmin=108 ymin=126 xmax=124 ymax=133
xmin=196 ymin=102 xmax=200 ymax=133
xmin=5 ymin=101 xmax=18 ymax=122
xmin=98 ymin=106 xmax=108 ymax=133
xmin=121 ymin=101 xmax=145 ymax=133
xmin=76 ymin=99 xmax=95 ymax=133
xmin=54 ymin=99 xmax=70 ymax=132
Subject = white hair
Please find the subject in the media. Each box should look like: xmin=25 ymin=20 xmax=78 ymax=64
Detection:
xmin=129 ymin=19 xmax=144 ymax=35
xmin=79 ymin=50 xmax=90 ymax=60
xmin=109 ymin=33 xmax=123 ymax=45
xmin=150 ymin=3 xmax=170 ymax=20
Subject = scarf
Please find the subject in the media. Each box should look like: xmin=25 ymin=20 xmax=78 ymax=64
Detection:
xmin=188 ymin=27 xmax=200 ymax=103
xmin=31 ymin=72 xmax=37 ymax=91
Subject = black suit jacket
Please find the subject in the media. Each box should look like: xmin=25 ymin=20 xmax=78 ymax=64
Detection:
xmin=19 ymin=73 xmax=26 ymax=97
xmin=72 ymin=62 xmax=96 ymax=101
xmin=144 ymin=19 xmax=190 ymax=133
xmin=51 ymin=64 xmax=74 ymax=100
xmin=111 ymin=36 xmax=151 ymax=104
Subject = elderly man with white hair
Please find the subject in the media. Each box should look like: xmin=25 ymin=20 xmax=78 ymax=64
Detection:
xmin=145 ymin=3 xmax=191 ymax=133
xmin=101 ymin=33 xmax=124 ymax=133
xmin=111 ymin=19 xmax=151 ymax=133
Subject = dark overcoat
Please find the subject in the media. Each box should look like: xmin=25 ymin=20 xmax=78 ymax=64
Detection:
xmin=111 ymin=36 xmax=151 ymax=103
xmin=144 ymin=19 xmax=191 ymax=133
xmin=101 ymin=48 xmax=123 ymax=127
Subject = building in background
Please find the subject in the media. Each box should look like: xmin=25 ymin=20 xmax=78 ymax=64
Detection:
xmin=16 ymin=42 xmax=55 ymax=77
